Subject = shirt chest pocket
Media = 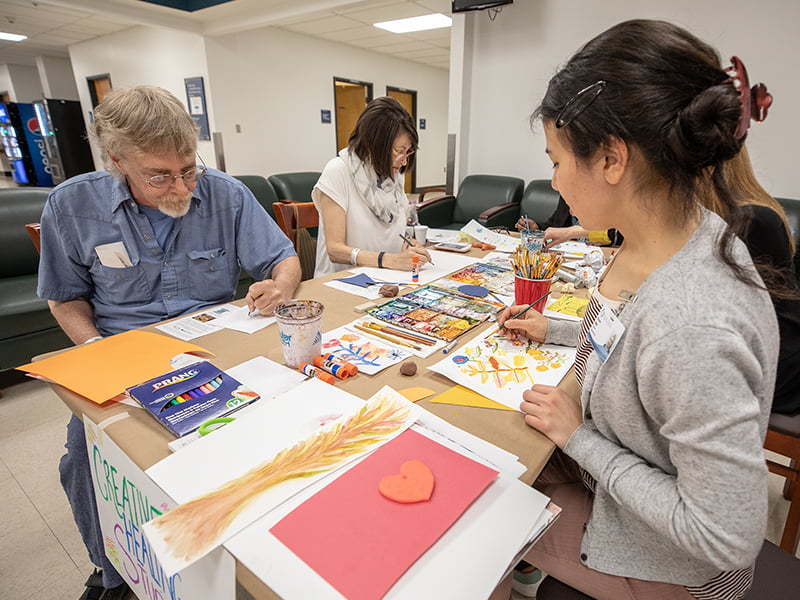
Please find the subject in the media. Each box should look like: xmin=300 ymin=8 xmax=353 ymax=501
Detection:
xmin=90 ymin=262 xmax=151 ymax=305
xmin=187 ymin=248 xmax=232 ymax=301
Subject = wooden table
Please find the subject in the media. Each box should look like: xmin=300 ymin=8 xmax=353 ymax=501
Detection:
xmin=49 ymin=254 xmax=582 ymax=599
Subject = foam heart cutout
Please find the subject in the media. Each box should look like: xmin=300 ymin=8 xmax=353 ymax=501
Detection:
xmin=378 ymin=460 xmax=435 ymax=503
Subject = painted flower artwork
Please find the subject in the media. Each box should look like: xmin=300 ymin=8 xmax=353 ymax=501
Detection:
xmin=428 ymin=327 xmax=577 ymax=410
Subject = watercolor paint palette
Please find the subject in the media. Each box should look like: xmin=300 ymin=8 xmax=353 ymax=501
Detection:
xmin=441 ymin=262 xmax=515 ymax=296
xmin=366 ymin=285 xmax=501 ymax=341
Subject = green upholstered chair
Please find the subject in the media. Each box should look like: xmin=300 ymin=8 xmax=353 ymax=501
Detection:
xmin=233 ymin=175 xmax=280 ymax=220
xmin=519 ymin=179 xmax=561 ymax=229
xmin=416 ymin=174 xmax=524 ymax=230
xmin=267 ymin=171 xmax=321 ymax=204
xmin=0 ymin=187 xmax=71 ymax=371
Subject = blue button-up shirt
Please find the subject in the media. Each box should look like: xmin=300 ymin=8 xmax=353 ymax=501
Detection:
xmin=38 ymin=169 xmax=295 ymax=336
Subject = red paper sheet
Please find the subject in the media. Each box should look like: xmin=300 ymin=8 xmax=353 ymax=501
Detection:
xmin=270 ymin=429 xmax=498 ymax=600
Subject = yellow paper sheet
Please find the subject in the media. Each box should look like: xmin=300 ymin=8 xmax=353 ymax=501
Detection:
xmin=429 ymin=384 xmax=515 ymax=411
xmin=17 ymin=330 xmax=213 ymax=404
xmin=397 ymin=387 xmax=436 ymax=403
xmin=547 ymin=294 xmax=589 ymax=319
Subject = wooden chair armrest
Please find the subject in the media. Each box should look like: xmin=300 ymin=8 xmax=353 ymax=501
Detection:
xmin=417 ymin=186 xmax=447 ymax=204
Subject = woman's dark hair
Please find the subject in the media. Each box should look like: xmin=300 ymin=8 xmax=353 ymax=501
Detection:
xmin=533 ymin=19 xmax=758 ymax=288
xmin=348 ymin=96 xmax=418 ymax=180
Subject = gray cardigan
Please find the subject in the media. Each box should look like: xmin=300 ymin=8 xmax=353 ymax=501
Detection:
xmin=547 ymin=210 xmax=778 ymax=586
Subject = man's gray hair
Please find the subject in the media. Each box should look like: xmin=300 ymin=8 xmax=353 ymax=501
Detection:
xmin=89 ymin=85 xmax=199 ymax=179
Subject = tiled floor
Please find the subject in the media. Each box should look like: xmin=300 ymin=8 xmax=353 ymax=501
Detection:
xmin=0 ymin=373 xmax=796 ymax=600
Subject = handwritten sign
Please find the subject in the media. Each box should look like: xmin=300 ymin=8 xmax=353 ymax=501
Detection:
xmin=84 ymin=416 xmax=234 ymax=599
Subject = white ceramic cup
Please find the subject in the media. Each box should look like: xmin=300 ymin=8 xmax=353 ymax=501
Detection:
xmin=414 ymin=225 xmax=429 ymax=244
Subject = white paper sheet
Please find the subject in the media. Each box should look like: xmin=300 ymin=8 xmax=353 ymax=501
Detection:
xmin=210 ymin=304 xmax=277 ymax=333
xmin=350 ymin=249 xmax=476 ymax=286
xmin=461 ymin=220 xmax=519 ymax=252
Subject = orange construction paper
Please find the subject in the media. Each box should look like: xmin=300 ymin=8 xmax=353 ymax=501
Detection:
xmin=271 ymin=429 xmax=497 ymax=600
xmin=17 ymin=330 xmax=213 ymax=404
xmin=397 ymin=386 xmax=436 ymax=403
xmin=379 ymin=460 xmax=435 ymax=503
xmin=429 ymin=384 xmax=516 ymax=411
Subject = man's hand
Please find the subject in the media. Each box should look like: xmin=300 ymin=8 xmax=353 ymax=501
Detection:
xmin=246 ymin=256 xmax=301 ymax=315
xmin=246 ymin=280 xmax=291 ymax=315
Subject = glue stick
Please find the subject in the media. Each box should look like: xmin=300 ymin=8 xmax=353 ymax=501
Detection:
xmin=321 ymin=353 xmax=359 ymax=376
xmin=412 ymin=254 xmax=420 ymax=284
xmin=313 ymin=355 xmax=350 ymax=380
xmin=299 ymin=362 xmax=336 ymax=385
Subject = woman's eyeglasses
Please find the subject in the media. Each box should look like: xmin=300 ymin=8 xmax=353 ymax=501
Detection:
xmin=392 ymin=147 xmax=416 ymax=159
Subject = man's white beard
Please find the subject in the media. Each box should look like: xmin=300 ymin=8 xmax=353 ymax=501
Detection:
xmin=158 ymin=192 xmax=193 ymax=218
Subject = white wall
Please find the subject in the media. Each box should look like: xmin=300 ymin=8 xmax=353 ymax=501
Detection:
xmin=459 ymin=0 xmax=800 ymax=197
xmin=204 ymin=26 xmax=449 ymax=187
xmin=0 ymin=64 xmax=42 ymax=102
xmin=68 ymin=26 xmax=216 ymax=169
xmin=36 ymin=56 xmax=79 ymax=100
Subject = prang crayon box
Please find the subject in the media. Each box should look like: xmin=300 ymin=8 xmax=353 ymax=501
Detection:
xmin=126 ymin=361 xmax=260 ymax=437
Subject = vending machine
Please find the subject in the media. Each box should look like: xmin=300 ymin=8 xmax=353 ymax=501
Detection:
xmin=33 ymin=99 xmax=94 ymax=185
xmin=0 ymin=102 xmax=53 ymax=186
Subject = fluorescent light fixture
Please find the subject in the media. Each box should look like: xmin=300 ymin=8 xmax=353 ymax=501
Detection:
xmin=0 ymin=32 xmax=27 ymax=42
xmin=374 ymin=13 xmax=452 ymax=34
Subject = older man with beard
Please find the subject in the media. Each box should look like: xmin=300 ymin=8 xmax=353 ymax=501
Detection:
xmin=37 ymin=86 xmax=301 ymax=599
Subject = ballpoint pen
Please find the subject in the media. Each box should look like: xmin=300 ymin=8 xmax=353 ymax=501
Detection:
xmin=399 ymin=234 xmax=434 ymax=265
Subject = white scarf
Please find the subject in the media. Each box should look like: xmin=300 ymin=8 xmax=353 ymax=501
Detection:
xmin=340 ymin=147 xmax=406 ymax=224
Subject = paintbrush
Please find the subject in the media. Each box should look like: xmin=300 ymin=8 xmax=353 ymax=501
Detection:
xmin=362 ymin=321 xmax=437 ymax=345
xmin=399 ymin=234 xmax=434 ymax=265
xmin=497 ymin=290 xmax=552 ymax=331
xmin=353 ymin=323 xmax=422 ymax=350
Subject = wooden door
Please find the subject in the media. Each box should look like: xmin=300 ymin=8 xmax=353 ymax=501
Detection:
xmin=387 ymin=87 xmax=417 ymax=193
xmin=334 ymin=79 xmax=371 ymax=153
xmin=87 ymin=74 xmax=112 ymax=108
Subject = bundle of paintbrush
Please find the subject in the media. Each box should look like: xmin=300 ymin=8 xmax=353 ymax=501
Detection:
xmin=510 ymin=247 xmax=563 ymax=280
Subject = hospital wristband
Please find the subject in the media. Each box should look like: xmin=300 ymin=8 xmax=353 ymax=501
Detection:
xmin=350 ymin=247 xmax=361 ymax=266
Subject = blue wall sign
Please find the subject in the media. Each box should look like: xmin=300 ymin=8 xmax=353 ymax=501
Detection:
xmin=184 ymin=76 xmax=211 ymax=141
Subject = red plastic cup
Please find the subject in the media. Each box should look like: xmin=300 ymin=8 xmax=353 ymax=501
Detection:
xmin=513 ymin=276 xmax=552 ymax=313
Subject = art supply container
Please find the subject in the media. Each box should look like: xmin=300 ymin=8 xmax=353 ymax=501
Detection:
xmin=274 ymin=300 xmax=324 ymax=369
xmin=514 ymin=276 xmax=552 ymax=313
xmin=520 ymin=229 xmax=545 ymax=253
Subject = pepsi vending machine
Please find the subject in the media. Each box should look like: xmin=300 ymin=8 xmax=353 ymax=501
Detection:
xmin=33 ymin=99 xmax=94 ymax=185
xmin=0 ymin=102 xmax=53 ymax=186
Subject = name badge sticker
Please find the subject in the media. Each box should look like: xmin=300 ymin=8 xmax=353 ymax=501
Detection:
xmin=587 ymin=305 xmax=625 ymax=363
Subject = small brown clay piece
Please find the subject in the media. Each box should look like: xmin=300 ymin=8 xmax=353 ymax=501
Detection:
xmin=379 ymin=284 xmax=399 ymax=297
xmin=399 ymin=361 xmax=417 ymax=376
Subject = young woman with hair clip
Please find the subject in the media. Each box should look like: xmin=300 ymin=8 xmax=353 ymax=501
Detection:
xmin=492 ymin=19 xmax=781 ymax=600
xmin=312 ymin=96 xmax=431 ymax=277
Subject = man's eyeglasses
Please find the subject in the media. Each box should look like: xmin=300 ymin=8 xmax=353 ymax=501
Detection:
xmin=392 ymin=147 xmax=416 ymax=159
xmin=555 ymin=80 xmax=606 ymax=129
xmin=144 ymin=156 xmax=208 ymax=188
